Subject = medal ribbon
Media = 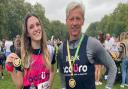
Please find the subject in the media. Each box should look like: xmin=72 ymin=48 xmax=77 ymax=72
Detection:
xmin=67 ymin=34 xmax=84 ymax=76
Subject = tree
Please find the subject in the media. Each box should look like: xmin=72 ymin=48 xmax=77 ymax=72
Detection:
xmin=0 ymin=0 xmax=67 ymax=40
xmin=86 ymin=3 xmax=128 ymax=37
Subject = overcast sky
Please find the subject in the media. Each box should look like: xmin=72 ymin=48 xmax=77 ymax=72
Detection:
xmin=25 ymin=0 xmax=127 ymax=32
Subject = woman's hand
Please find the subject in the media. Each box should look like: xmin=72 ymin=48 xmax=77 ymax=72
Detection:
xmin=6 ymin=53 xmax=19 ymax=62
xmin=5 ymin=53 xmax=20 ymax=72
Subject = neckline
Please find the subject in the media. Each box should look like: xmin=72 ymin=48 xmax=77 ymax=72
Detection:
xmin=32 ymin=49 xmax=42 ymax=55
xmin=69 ymin=33 xmax=82 ymax=44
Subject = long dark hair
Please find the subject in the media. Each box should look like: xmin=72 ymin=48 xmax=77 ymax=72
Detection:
xmin=21 ymin=13 xmax=51 ymax=69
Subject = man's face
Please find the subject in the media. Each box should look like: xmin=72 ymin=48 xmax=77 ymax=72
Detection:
xmin=66 ymin=8 xmax=84 ymax=37
xmin=106 ymin=34 xmax=110 ymax=40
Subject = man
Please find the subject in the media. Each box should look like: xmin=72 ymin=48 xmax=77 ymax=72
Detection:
xmin=4 ymin=39 xmax=13 ymax=57
xmin=58 ymin=1 xmax=117 ymax=89
xmin=104 ymin=33 xmax=115 ymax=80
xmin=104 ymin=33 xmax=111 ymax=52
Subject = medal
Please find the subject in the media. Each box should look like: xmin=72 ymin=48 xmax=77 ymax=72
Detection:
xmin=69 ymin=78 xmax=76 ymax=88
xmin=13 ymin=58 xmax=21 ymax=67
xmin=67 ymin=34 xmax=84 ymax=88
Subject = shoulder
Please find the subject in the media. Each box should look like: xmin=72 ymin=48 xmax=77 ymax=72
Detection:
xmin=87 ymin=36 xmax=101 ymax=46
xmin=86 ymin=36 xmax=104 ymax=54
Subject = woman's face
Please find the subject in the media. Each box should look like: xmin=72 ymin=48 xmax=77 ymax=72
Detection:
xmin=27 ymin=16 xmax=42 ymax=42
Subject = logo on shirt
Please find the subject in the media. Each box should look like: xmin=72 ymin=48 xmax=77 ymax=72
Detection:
xmin=66 ymin=56 xmax=80 ymax=62
xmin=63 ymin=64 xmax=88 ymax=74
xmin=41 ymin=72 xmax=46 ymax=79
xmin=28 ymin=72 xmax=49 ymax=83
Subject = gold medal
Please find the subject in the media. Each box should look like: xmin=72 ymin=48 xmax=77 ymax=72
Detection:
xmin=13 ymin=58 xmax=21 ymax=67
xmin=67 ymin=34 xmax=84 ymax=88
xmin=69 ymin=78 xmax=76 ymax=88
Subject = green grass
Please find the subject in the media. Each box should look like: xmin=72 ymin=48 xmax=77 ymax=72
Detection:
xmin=0 ymin=70 xmax=127 ymax=89
xmin=0 ymin=70 xmax=16 ymax=89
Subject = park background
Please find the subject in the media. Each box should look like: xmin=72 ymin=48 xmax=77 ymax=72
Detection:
xmin=0 ymin=0 xmax=128 ymax=89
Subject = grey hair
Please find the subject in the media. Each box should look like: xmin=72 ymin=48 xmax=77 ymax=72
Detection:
xmin=66 ymin=1 xmax=85 ymax=19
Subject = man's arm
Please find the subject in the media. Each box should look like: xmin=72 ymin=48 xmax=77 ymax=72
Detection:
xmin=87 ymin=37 xmax=117 ymax=89
xmin=94 ymin=39 xmax=117 ymax=89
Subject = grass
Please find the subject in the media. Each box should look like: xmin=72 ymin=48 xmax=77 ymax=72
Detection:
xmin=0 ymin=70 xmax=128 ymax=89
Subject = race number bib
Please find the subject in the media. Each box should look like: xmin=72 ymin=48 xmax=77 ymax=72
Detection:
xmin=37 ymin=81 xmax=49 ymax=89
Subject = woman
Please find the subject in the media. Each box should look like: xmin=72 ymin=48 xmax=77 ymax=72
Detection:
xmin=119 ymin=32 xmax=128 ymax=88
xmin=10 ymin=35 xmax=21 ymax=57
xmin=5 ymin=13 xmax=55 ymax=89
xmin=95 ymin=32 xmax=104 ymax=85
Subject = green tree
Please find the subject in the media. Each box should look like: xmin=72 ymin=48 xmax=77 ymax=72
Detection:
xmin=86 ymin=3 xmax=128 ymax=37
xmin=0 ymin=0 xmax=67 ymax=40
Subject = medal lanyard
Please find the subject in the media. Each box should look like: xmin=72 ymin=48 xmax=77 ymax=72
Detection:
xmin=67 ymin=34 xmax=84 ymax=75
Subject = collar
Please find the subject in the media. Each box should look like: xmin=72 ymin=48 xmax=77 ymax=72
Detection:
xmin=32 ymin=48 xmax=42 ymax=55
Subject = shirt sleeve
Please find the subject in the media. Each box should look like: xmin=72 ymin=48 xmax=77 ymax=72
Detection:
xmin=95 ymin=38 xmax=117 ymax=88
xmin=92 ymin=38 xmax=117 ymax=88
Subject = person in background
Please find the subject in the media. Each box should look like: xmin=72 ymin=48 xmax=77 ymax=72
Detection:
xmin=10 ymin=35 xmax=21 ymax=57
xmin=54 ymin=39 xmax=62 ymax=73
xmin=104 ymin=33 xmax=111 ymax=52
xmin=104 ymin=33 xmax=114 ymax=80
xmin=119 ymin=32 xmax=128 ymax=88
xmin=4 ymin=38 xmax=13 ymax=57
xmin=95 ymin=31 xmax=104 ymax=85
xmin=0 ymin=41 xmax=6 ymax=79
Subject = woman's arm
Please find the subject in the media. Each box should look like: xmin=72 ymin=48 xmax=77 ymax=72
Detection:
xmin=5 ymin=53 xmax=23 ymax=89
xmin=10 ymin=70 xmax=23 ymax=89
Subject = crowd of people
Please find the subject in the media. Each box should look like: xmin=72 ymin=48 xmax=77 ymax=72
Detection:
xmin=94 ymin=31 xmax=128 ymax=88
xmin=0 ymin=1 xmax=128 ymax=89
